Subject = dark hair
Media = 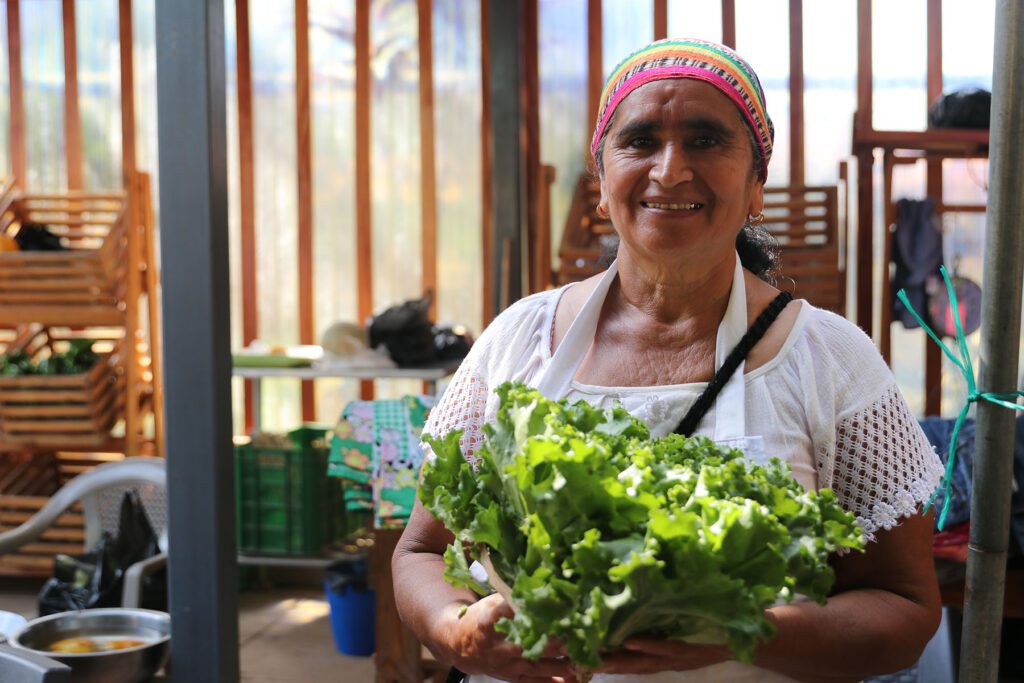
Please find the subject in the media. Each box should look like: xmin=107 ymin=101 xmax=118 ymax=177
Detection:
xmin=592 ymin=107 xmax=779 ymax=281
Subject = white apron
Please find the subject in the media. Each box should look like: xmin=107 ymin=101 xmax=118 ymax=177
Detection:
xmin=469 ymin=257 xmax=798 ymax=683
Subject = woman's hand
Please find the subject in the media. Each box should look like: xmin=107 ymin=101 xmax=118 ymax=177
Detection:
xmin=436 ymin=593 xmax=578 ymax=683
xmin=594 ymin=637 xmax=730 ymax=676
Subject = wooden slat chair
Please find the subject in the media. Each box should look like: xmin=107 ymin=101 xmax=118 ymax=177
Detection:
xmin=556 ymin=174 xmax=614 ymax=286
xmin=762 ymin=185 xmax=845 ymax=315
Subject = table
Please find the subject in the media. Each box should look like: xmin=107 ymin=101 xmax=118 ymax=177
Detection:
xmin=233 ymin=363 xmax=460 ymax=432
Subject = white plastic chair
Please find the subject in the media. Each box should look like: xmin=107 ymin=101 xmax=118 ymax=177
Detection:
xmin=0 ymin=457 xmax=168 ymax=608
xmin=0 ymin=644 xmax=70 ymax=682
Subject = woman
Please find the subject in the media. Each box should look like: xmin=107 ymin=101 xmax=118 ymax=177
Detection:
xmin=393 ymin=38 xmax=943 ymax=682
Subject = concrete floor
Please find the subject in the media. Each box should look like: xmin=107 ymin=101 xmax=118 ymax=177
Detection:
xmin=1 ymin=578 xmax=376 ymax=682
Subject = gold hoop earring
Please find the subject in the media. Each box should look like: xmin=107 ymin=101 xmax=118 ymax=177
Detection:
xmin=747 ymin=211 xmax=764 ymax=226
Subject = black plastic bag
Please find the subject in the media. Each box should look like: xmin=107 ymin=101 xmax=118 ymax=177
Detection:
xmin=38 ymin=490 xmax=165 ymax=616
xmin=928 ymin=88 xmax=991 ymax=129
xmin=433 ymin=325 xmax=473 ymax=361
xmin=14 ymin=223 xmax=66 ymax=251
xmin=368 ymin=293 xmax=437 ymax=367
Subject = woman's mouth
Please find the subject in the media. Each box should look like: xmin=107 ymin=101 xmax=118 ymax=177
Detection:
xmin=641 ymin=201 xmax=703 ymax=210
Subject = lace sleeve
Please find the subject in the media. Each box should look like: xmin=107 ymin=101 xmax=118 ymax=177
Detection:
xmin=422 ymin=362 xmax=489 ymax=466
xmin=818 ymin=384 xmax=944 ymax=542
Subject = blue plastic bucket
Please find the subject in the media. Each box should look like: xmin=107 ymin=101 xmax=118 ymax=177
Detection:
xmin=325 ymin=579 xmax=376 ymax=656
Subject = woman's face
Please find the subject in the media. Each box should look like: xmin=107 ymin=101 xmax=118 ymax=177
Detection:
xmin=598 ymin=79 xmax=764 ymax=268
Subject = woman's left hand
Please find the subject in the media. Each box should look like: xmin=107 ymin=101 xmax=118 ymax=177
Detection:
xmin=594 ymin=638 xmax=730 ymax=675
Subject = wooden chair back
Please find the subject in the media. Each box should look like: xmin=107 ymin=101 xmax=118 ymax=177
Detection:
xmin=762 ymin=185 xmax=845 ymax=315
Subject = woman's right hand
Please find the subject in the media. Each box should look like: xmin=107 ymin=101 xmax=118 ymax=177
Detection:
xmin=434 ymin=593 xmax=578 ymax=683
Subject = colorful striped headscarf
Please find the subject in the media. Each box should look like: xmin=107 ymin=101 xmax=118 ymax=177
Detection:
xmin=591 ymin=38 xmax=774 ymax=181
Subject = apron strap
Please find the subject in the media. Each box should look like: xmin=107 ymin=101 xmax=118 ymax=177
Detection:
xmin=674 ymin=290 xmax=793 ymax=437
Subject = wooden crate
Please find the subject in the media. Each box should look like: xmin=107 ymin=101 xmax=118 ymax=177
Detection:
xmin=0 ymin=494 xmax=85 ymax=577
xmin=0 ymin=178 xmax=130 ymax=326
xmin=0 ymin=327 xmax=125 ymax=449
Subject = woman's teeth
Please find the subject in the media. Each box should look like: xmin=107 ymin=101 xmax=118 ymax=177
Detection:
xmin=643 ymin=201 xmax=702 ymax=210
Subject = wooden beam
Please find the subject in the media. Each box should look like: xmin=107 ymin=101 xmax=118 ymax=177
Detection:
xmin=481 ymin=0 xmax=494 ymax=324
xmin=295 ymin=0 xmax=315 ymax=420
xmin=7 ymin=0 xmax=26 ymax=187
xmin=721 ymin=0 xmax=736 ymax=48
xmin=788 ymin=0 xmax=804 ymax=186
xmin=418 ymin=0 xmax=438 ymax=320
xmin=924 ymin=0 xmax=943 ymax=415
xmin=523 ymin=0 xmax=541 ymax=293
xmin=587 ymin=0 xmax=602 ymax=137
xmin=118 ymin=0 xmax=136 ymax=185
xmin=355 ymin=0 xmax=374 ymax=399
xmin=856 ymin=0 xmax=872 ymax=127
xmin=62 ymin=0 xmax=83 ymax=190
xmin=235 ymin=0 xmax=258 ymax=433
xmin=854 ymin=0 xmax=873 ymax=335
xmin=653 ymin=0 xmax=667 ymax=40
xmin=927 ymin=0 xmax=943 ymax=105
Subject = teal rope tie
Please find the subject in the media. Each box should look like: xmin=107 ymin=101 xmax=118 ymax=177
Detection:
xmin=897 ymin=265 xmax=1024 ymax=530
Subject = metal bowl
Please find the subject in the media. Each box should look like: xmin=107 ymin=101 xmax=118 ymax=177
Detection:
xmin=9 ymin=608 xmax=170 ymax=683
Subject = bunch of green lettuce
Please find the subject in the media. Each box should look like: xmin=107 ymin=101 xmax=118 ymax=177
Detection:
xmin=421 ymin=382 xmax=864 ymax=670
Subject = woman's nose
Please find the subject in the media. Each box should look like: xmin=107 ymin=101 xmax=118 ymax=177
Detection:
xmin=649 ymin=144 xmax=693 ymax=187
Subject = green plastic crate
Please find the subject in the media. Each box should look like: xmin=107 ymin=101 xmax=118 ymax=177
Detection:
xmin=235 ymin=425 xmax=348 ymax=555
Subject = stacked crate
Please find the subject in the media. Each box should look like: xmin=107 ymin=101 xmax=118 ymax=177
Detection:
xmin=0 ymin=174 xmax=163 ymax=577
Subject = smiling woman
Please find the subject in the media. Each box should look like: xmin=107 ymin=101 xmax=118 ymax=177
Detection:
xmin=394 ymin=37 xmax=944 ymax=683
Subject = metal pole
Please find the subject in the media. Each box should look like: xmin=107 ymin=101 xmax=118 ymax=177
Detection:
xmin=489 ymin=0 xmax=524 ymax=313
xmin=959 ymin=1 xmax=1024 ymax=680
xmin=155 ymin=1 xmax=240 ymax=681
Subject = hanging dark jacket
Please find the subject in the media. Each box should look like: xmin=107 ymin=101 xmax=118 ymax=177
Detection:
xmin=892 ymin=198 xmax=943 ymax=328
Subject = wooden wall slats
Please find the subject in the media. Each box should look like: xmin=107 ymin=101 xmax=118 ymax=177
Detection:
xmin=788 ymin=0 xmax=804 ymax=187
xmin=7 ymin=0 xmax=26 ymax=187
xmin=653 ymin=0 xmax=667 ymax=40
xmin=721 ymin=0 xmax=736 ymax=48
xmin=62 ymin=0 xmax=83 ymax=190
xmin=481 ymin=0 xmax=494 ymax=324
xmin=295 ymin=0 xmax=315 ymax=420
xmin=235 ymin=0 xmax=258 ymax=432
xmin=118 ymin=0 xmax=136 ymax=186
xmin=587 ymin=0 xmax=602 ymax=138
xmin=355 ymin=0 xmax=374 ymax=399
xmin=418 ymin=0 xmax=438 ymax=319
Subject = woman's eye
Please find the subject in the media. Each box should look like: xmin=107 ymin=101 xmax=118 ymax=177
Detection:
xmin=628 ymin=136 xmax=655 ymax=149
xmin=690 ymin=135 xmax=719 ymax=148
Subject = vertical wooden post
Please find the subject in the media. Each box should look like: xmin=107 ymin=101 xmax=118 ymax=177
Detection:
xmin=355 ymin=0 xmax=374 ymax=399
xmin=295 ymin=0 xmax=315 ymax=421
xmin=236 ymin=0 xmax=259 ymax=433
xmin=62 ymin=0 xmax=83 ymax=190
xmin=721 ymin=0 xmax=736 ymax=48
xmin=924 ymin=0 xmax=943 ymax=415
xmin=523 ymin=0 xmax=541 ymax=293
xmin=587 ymin=0 xmax=602 ymax=137
xmin=418 ymin=0 xmax=438 ymax=320
xmin=481 ymin=0 xmax=494 ymax=324
xmin=788 ymin=0 xmax=804 ymax=187
xmin=119 ymin=0 xmax=136 ymax=185
xmin=855 ymin=0 xmax=873 ymax=335
xmin=653 ymin=0 xmax=668 ymax=41
xmin=118 ymin=0 xmax=140 ymax=454
xmin=7 ymin=0 xmax=26 ymax=188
